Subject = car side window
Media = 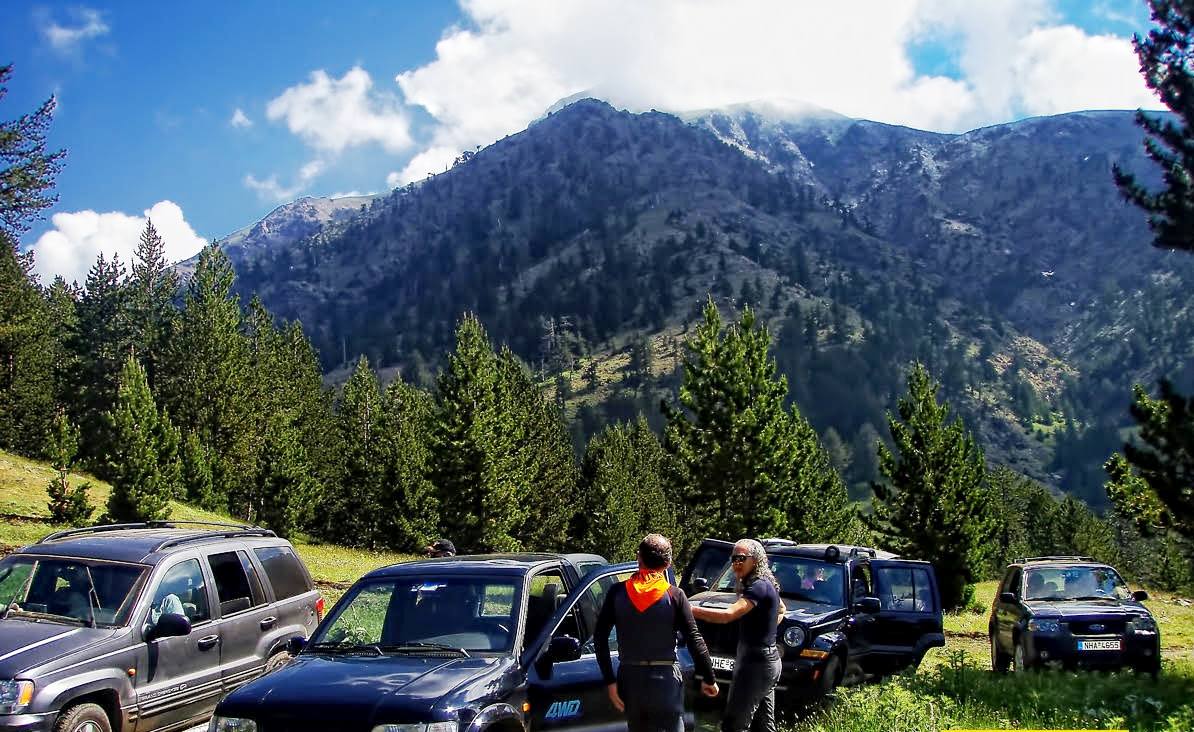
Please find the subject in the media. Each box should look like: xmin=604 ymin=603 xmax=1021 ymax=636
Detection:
xmin=253 ymin=546 xmax=311 ymax=600
xmin=209 ymin=551 xmax=261 ymax=616
xmin=151 ymin=559 xmax=210 ymax=625
xmin=851 ymin=564 xmax=872 ymax=602
xmin=1001 ymin=568 xmax=1022 ymax=599
xmin=578 ymin=569 xmax=636 ymax=654
xmin=876 ymin=567 xmax=935 ymax=612
xmin=525 ymin=569 xmax=570 ymax=645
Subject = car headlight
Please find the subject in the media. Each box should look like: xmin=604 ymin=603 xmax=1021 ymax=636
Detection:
xmin=1129 ymin=616 xmax=1158 ymax=633
xmin=1027 ymin=619 xmax=1061 ymax=634
xmin=373 ymin=724 xmax=457 ymax=732
xmin=209 ymin=717 xmax=258 ymax=732
xmin=782 ymin=625 xmax=806 ymax=648
xmin=0 ymin=680 xmax=33 ymax=713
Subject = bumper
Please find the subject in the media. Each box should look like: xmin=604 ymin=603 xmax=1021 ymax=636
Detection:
xmin=1024 ymin=632 xmax=1161 ymax=670
xmin=0 ymin=713 xmax=54 ymax=732
xmin=706 ymin=655 xmax=830 ymax=696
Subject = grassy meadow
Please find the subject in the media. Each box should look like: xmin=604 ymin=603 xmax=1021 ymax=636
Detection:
xmin=3 ymin=449 xmax=1194 ymax=729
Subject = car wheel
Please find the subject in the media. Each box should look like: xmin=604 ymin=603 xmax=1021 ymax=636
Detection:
xmin=817 ymin=654 xmax=843 ymax=696
xmin=264 ymin=649 xmax=292 ymax=674
xmin=990 ymin=633 xmax=1010 ymax=673
xmin=1012 ymin=638 xmax=1029 ymax=673
xmin=54 ymin=702 xmax=112 ymax=732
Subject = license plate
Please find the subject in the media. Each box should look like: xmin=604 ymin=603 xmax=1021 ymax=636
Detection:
xmin=711 ymin=656 xmax=735 ymax=672
xmin=1078 ymin=639 xmax=1121 ymax=651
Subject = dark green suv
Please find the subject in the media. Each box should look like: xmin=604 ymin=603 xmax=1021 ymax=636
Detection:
xmin=989 ymin=556 xmax=1160 ymax=675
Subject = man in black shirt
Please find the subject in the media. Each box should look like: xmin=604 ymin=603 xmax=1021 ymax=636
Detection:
xmin=594 ymin=534 xmax=719 ymax=732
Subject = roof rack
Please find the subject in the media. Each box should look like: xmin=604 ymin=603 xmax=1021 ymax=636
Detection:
xmin=38 ymin=520 xmax=272 ymax=547
xmin=154 ymin=528 xmax=276 ymax=552
xmin=1015 ymin=555 xmax=1097 ymax=564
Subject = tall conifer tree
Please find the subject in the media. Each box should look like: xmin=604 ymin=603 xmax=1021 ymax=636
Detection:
xmin=74 ymin=253 xmax=132 ymax=467
xmin=128 ymin=219 xmax=178 ymax=390
xmin=326 ymin=356 xmax=385 ymax=546
xmin=0 ymin=233 xmax=55 ymax=455
xmin=105 ymin=356 xmax=179 ymax=522
xmin=870 ymin=363 xmax=996 ymax=610
xmin=377 ymin=377 xmax=439 ymax=551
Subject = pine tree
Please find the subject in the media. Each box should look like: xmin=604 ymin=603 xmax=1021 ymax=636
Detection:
xmin=73 ymin=253 xmax=132 ymax=468
xmin=159 ymin=245 xmax=252 ymax=512
xmin=325 ymin=356 xmax=386 ymax=547
xmin=0 ymin=233 xmax=55 ymax=455
xmin=45 ymin=411 xmax=92 ymax=525
xmin=1105 ymin=380 xmax=1194 ymax=559
xmin=45 ymin=277 xmax=81 ymax=409
xmin=105 ymin=356 xmax=177 ymax=522
xmin=376 ymin=376 xmax=439 ymax=551
xmin=0 ymin=65 xmax=66 ymax=238
xmin=870 ymin=362 xmax=997 ymax=610
xmin=180 ymin=431 xmax=216 ymax=509
xmin=664 ymin=299 xmax=856 ymax=548
xmin=431 ymin=315 xmax=526 ymax=553
xmin=254 ymin=423 xmax=317 ymax=539
xmin=1113 ymin=0 xmax=1194 ymax=252
xmin=127 ymin=219 xmax=179 ymax=390
xmin=577 ymin=417 xmax=676 ymax=561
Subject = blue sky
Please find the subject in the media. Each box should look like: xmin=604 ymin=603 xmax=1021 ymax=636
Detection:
xmin=3 ymin=1 xmax=1161 ymax=284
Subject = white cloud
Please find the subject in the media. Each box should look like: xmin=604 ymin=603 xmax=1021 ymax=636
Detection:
xmin=266 ymin=66 xmax=413 ymax=154
xmin=383 ymin=0 xmax=1160 ymax=184
xmin=29 ymin=201 xmax=206 ymax=286
xmin=244 ymin=158 xmax=326 ymax=201
xmin=385 ymin=171 xmax=403 ymax=190
xmin=229 ymin=108 xmax=253 ymax=128
xmin=38 ymin=7 xmax=109 ymax=53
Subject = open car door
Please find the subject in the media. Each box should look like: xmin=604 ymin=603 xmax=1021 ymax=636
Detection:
xmin=858 ymin=559 xmax=945 ymax=675
xmin=679 ymin=539 xmax=733 ymax=596
xmin=523 ymin=562 xmax=639 ymax=732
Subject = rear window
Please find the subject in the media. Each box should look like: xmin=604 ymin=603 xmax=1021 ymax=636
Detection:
xmin=253 ymin=546 xmax=312 ymax=600
xmin=876 ymin=566 xmax=936 ymax=612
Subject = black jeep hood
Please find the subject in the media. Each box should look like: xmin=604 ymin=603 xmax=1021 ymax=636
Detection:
xmin=218 ymin=652 xmax=512 ymax=726
xmin=0 ymin=618 xmax=118 ymax=676
xmin=1026 ymin=599 xmax=1148 ymax=620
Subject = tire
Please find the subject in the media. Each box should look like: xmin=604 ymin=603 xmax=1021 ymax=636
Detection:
xmin=54 ymin=702 xmax=112 ymax=732
xmin=264 ymin=649 xmax=291 ymax=674
xmin=990 ymin=633 xmax=1010 ymax=673
xmin=817 ymin=654 xmax=843 ymax=696
xmin=1011 ymin=637 xmax=1030 ymax=673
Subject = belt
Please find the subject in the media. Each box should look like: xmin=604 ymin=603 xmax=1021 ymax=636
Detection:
xmin=622 ymin=659 xmax=677 ymax=666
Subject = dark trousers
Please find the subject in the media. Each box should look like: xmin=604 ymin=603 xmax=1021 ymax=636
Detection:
xmin=721 ymin=647 xmax=781 ymax=732
xmin=617 ymin=663 xmax=684 ymax=732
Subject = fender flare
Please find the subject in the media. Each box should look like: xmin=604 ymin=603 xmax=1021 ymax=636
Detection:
xmin=466 ymin=702 xmax=526 ymax=732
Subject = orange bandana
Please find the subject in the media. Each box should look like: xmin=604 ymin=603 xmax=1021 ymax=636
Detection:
xmin=625 ymin=571 xmax=670 ymax=612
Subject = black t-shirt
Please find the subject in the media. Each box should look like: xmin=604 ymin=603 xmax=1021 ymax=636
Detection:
xmin=739 ymin=578 xmax=780 ymax=649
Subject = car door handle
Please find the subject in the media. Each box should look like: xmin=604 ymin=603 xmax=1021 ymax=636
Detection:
xmin=259 ymin=616 xmax=277 ymax=631
xmin=197 ymin=635 xmax=220 ymax=650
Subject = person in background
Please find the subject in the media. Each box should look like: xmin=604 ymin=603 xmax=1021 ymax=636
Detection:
xmin=594 ymin=534 xmax=719 ymax=732
xmin=425 ymin=538 xmax=456 ymax=558
xmin=691 ymin=539 xmax=785 ymax=732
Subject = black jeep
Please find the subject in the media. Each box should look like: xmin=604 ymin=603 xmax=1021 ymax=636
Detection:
xmin=0 ymin=522 xmax=322 ymax=732
xmin=989 ymin=556 xmax=1160 ymax=674
xmin=209 ymin=553 xmax=699 ymax=732
xmin=682 ymin=540 xmax=944 ymax=698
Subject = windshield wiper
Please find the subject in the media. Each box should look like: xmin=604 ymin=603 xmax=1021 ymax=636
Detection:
xmin=307 ymin=642 xmax=384 ymax=656
xmin=382 ymin=642 xmax=470 ymax=657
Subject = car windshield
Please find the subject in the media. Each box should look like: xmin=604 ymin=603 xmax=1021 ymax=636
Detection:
xmin=312 ymin=576 xmax=519 ymax=654
xmin=0 ymin=555 xmax=147 ymax=627
xmin=714 ymin=556 xmax=845 ymax=606
xmin=1023 ymin=566 xmax=1131 ymax=601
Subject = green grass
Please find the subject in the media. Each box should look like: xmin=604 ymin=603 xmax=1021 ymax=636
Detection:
xmin=0 ymin=449 xmax=413 ymax=610
xmin=788 ymin=652 xmax=1194 ymax=732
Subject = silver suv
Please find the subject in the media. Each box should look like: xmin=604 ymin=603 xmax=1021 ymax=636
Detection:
xmin=0 ymin=522 xmax=324 ymax=732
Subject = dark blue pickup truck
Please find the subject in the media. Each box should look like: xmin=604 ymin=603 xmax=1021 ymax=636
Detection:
xmin=209 ymin=554 xmax=695 ymax=732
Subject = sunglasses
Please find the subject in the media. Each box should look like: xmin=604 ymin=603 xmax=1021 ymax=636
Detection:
xmin=730 ymin=554 xmax=751 ymax=564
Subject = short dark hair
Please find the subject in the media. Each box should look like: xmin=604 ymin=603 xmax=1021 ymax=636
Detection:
xmin=638 ymin=534 xmax=672 ymax=570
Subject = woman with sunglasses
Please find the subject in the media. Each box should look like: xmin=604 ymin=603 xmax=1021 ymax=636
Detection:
xmin=691 ymin=539 xmax=785 ymax=732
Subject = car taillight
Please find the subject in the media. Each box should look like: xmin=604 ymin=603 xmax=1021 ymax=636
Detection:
xmin=315 ymin=595 xmax=325 ymax=621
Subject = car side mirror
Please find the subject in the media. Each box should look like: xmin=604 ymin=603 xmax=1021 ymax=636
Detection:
xmin=1133 ymin=590 xmax=1149 ymax=602
xmin=146 ymin=612 xmax=191 ymax=642
xmin=1000 ymin=592 xmax=1017 ymax=604
xmin=692 ymin=577 xmax=709 ymax=593
xmin=549 ymin=635 xmax=582 ymax=663
xmin=854 ymin=597 xmax=881 ymax=614
xmin=287 ymin=636 xmax=308 ymax=655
